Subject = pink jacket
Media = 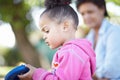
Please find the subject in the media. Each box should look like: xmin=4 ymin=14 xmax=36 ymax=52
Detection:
xmin=33 ymin=39 xmax=96 ymax=80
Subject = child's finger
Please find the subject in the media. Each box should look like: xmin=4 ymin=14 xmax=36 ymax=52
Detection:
xmin=26 ymin=64 xmax=37 ymax=70
xmin=25 ymin=64 xmax=33 ymax=69
xmin=18 ymin=71 xmax=30 ymax=78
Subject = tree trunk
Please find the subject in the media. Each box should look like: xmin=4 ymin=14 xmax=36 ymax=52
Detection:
xmin=12 ymin=26 xmax=41 ymax=67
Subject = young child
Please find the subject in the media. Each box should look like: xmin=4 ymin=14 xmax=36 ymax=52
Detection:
xmin=18 ymin=0 xmax=96 ymax=80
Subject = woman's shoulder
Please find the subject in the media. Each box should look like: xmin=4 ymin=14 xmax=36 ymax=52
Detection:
xmin=108 ymin=22 xmax=120 ymax=34
xmin=102 ymin=19 xmax=120 ymax=34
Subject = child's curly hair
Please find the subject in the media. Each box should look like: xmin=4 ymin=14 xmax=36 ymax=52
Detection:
xmin=40 ymin=0 xmax=79 ymax=29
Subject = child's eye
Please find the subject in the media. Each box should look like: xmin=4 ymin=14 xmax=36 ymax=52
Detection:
xmin=41 ymin=26 xmax=49 ymax=33
xmin=45 ymin=30 xmax=49 ymax=33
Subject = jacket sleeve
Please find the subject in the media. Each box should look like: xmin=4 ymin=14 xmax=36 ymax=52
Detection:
xmin=32 ymin=68 xmax=59 ymax=80
xmin=32 ymin=46 xmax=87 ymax=80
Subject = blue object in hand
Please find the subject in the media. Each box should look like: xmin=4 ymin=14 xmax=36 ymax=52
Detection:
xmin=5 ymin=65 xmax=29 ymax=80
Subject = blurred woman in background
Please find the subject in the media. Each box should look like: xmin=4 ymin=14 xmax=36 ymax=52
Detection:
xmin=76 ymin=0 xmax=120 ymax=80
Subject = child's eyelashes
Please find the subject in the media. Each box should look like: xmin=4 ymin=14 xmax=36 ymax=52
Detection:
xmin=41 ymin=26 xmax=49 ymax=33
xmin=44 ymin=30 xmax=49 ymax=33
xmin=43 ymin=28 xmax=49 ymax=33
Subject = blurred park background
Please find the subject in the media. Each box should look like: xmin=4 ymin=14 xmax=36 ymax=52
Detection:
xmin=0 ymin=0 xmax=120 ymax=80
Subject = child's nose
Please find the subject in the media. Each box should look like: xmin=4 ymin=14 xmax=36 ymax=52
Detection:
xmin=43 ymin=35 xmax=47 ymax=40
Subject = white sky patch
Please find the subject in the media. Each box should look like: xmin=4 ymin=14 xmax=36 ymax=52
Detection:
xmin=31 ymin=7 xmax=45 ymax=29
xmin=107 ymin=2 xmax=120 ymax=16
xmin=0 ymin=23 xmax=16 ymax=48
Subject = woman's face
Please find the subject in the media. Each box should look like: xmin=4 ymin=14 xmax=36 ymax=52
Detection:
xmin=39 ymin=15 xmax=65 ymax=49
xmin=78 ymin=2 xmax=105 ymax=29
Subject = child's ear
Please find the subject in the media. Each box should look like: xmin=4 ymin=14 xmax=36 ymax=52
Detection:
xmin=62 ymin=20 xmax=70 ymax=31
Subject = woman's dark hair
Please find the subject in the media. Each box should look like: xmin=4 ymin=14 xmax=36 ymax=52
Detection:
xmin=76 ymin=0 xmax=109 ymax=17
xmin=41 ymin=0 xmax=79 ymax=29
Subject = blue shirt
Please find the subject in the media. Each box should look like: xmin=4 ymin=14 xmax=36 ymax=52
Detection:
xmin=86 ymin=19 xmax=120 ymax=79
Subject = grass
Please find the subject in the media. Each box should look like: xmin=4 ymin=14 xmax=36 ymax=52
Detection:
xmin=0 ymin=66 xmax=14 ymax=78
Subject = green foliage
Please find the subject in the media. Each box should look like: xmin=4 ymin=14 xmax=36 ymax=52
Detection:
xmin=24 ymin=0 xmax=44 ymax=7
xmin=0 ymin=0 xmax=30 ymax=26
xmin=3 ymin=48 xmax=23 ymax=66
xmin=0 ymin=66 xmax=13 ymax=78
xmin=0 ymin=0 xmax=44 ymax=28
xmin=107 ymin=0 xmax=120 ymax=5
xmin=39 ymin=0 xmax=45 ymax=7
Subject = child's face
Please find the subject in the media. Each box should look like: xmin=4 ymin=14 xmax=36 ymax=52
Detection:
xmin=39 ymin=15 xmax=65 ymax=49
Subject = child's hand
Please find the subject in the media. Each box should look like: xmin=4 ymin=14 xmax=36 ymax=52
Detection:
xmin=18 ymin=64 xmax=36 ymax=80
